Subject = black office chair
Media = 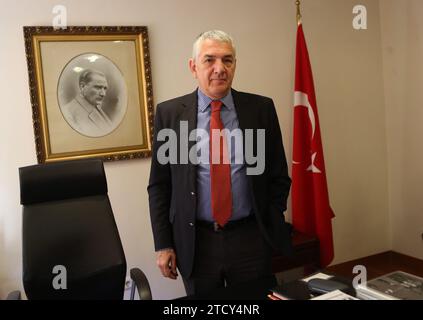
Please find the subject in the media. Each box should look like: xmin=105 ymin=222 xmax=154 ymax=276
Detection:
xmin=19 ymin=159 xmax=151 ymax=300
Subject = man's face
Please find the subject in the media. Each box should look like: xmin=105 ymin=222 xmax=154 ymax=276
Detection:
xmin=80 ymin=74 xmax=108 ymax=106
xmin=189 ymin=39 xmax=236 ymax=99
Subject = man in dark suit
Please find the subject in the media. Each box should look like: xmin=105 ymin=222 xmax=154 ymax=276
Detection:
xmin=148 ymin=30 xmax=292 ymax=296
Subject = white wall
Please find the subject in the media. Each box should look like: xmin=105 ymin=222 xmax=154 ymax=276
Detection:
xmin=0 ymin=0 xmax=403 ymax=299
xmin=380 ymin=0 xmax=423 ymax=259
xmin=302 ymin=0 xmax=390 ymax=264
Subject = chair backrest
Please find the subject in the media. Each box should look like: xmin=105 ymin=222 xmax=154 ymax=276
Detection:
xmin=19 ymin=159 xmax=127 ymax=300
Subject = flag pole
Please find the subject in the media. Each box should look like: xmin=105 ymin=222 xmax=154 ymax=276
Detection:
xmin=296 ymin=0 xmax=302 ymax=25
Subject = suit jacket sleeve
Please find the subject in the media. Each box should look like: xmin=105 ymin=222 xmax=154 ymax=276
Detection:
xmin=147 ymin=103 xmax=174 ymax=251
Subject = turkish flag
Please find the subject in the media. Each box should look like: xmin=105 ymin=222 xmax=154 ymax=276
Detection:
xmin=292 ymin=24 xmax=335 ymax=267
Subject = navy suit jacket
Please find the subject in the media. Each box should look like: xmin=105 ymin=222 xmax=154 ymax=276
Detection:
xmin=148 ymin=89 xmax=292 ymax=278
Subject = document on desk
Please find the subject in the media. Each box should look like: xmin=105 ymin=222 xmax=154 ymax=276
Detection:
xmin=356 ymin=271 xmax=422 ymax=300
xmin=302 ymin=272 xmax=333 ymax=283
xmin=311 ymin=290 xmax=359 ymax=300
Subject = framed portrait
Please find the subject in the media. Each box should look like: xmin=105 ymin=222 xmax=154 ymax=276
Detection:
xmin=23 ymin=26 xmax=154 ymax=163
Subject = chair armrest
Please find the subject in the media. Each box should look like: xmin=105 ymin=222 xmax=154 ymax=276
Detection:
xmin=6 ymin=291 xmax=21 ymax=300
xmin=130 ymin=268 xmax=152 ymax=300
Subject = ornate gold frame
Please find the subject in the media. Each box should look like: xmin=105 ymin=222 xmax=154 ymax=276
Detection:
xmin=24 ymin=26 xmax=154 ymax=163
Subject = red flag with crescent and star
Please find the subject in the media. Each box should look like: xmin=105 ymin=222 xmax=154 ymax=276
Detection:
xmin=292 ymin=23 xmax=335 ymax=267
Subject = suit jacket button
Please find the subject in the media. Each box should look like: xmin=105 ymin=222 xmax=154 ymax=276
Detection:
xmin=191 ymin=192 xmax=195 ymax=196
xmin=189 ymin=222 xmax=194 ymax=227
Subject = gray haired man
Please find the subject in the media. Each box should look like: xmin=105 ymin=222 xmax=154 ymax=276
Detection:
xmin=148 ymin=30 xmax=292 ymax=296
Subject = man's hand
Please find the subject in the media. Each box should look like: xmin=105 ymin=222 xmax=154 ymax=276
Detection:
xmin=156 ymin=248 xmax=178 ymax=280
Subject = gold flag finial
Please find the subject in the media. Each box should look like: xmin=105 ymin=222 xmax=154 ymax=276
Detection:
xmin=296 ymin=0 xmax=302 ymax=25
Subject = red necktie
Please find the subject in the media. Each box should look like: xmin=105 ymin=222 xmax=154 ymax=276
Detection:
xmin=210 ymin=100 xmax=232 ymax=226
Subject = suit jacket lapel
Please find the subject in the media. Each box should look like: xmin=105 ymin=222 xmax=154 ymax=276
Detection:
xmin=232 ymin=88 xmax=258 ymax=171
xmin=88 ymin=109 xmax=108 ymax=128
xmin=178 ymin=90 xmax=198 ymax=193
xmin=231 ymin=89 xmax=260 ymax=215
xmin=178 ymin=90 xmax=198 ymax=148
xmin=232 ymin=88 xmax=251 ymax=132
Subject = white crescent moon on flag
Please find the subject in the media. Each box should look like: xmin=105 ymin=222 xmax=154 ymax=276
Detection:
xmin=293 ymin=91 xmax=322 ymax=174
xmin=294 ymin=91 xmax=316 ymax=140
xmin=307 ymin=152 xmax=322 ymax=173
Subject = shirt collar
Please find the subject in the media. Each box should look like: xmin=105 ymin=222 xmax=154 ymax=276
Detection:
xmin=197 ymin=88 xmax=234 ymax=113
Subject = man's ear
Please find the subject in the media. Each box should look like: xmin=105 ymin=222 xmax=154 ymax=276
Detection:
xmin=189 ymin=59 xmax=197 ymax=79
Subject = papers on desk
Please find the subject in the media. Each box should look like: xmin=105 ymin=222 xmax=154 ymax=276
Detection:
xmin=303 ymin=271 xmax=423 ymax=300
xmin=302 ymin=272 xmax=333 ymax=283
xmin=311 ymin=290 xmax=359 ymax=300
xmin=270 ymin=270 xmax=423 ymax=300
xmin=356 ymin=271 xmax=423 ymax=300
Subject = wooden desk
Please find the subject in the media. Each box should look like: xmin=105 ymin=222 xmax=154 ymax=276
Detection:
xmin=326 ymin=251 xmax=423 ymax=280
xmin=271 ymin=231 xmax=320 ymax=273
